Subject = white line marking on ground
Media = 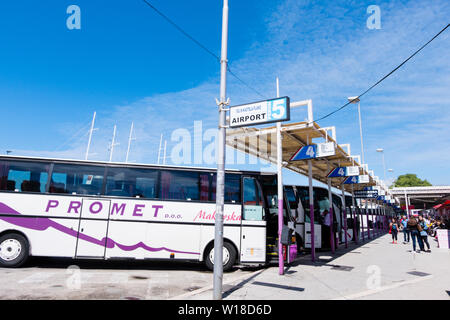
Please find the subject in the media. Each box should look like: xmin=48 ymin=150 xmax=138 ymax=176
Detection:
xmin=18 ymin=272 xmax=55 ymax=284
xmin=333 ymin=275 xmax=434 ymax=300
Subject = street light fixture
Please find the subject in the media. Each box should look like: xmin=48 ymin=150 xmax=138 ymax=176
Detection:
xmin=348 ymin=96 xmax=364 ymax=165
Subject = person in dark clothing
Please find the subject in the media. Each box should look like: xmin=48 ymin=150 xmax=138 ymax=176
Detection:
xmin=418 ymin=216 xmax=431 ymax=252
xmin=408 ymin=216 xmax=424 ymax=253
xmin=389 ymin=218 xmax=398 ymax=244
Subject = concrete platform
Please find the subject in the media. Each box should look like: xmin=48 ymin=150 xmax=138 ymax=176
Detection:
xmin=187 ymin=234 xmax=450 ymax=300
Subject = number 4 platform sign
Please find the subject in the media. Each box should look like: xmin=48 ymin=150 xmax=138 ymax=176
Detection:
xmin=327 ymin=166 xmax=360 ymax=178
xmin=289 ymin=145 xmax=317 ymax=161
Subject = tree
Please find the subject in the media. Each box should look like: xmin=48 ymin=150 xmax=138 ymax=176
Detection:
xmin=391 ymin=174 xmax=432 ymax=188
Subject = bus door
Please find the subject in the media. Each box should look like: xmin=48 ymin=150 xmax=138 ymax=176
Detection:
xmin=287 ymin=186 xmax=305 ymax=248
xmin=75 ymin=199 xmax=111 ymax=258
xmin=240 ymin=176 xmax=266 ymax=263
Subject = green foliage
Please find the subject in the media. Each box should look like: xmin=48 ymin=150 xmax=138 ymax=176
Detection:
xmin=392 ymin=174 xmax=432 ymax=188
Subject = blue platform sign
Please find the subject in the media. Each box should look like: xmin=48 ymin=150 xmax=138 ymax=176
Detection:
xmin=289 ymin=145 xmax=317 ymax=161
xmin=343 ymin=176 xmax=360 ymax=184
xmin=327 ymin=166 xmax=360 ymax=178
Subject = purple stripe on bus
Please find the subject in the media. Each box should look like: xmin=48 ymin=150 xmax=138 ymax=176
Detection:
xmin=0 ymin=202 xmax=200 ymax=256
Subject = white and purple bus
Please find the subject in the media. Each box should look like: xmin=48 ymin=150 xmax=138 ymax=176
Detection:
xmin=0 ymin=155 xmax=289 ymax=270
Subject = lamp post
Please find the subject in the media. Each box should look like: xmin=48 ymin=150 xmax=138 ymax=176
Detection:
xmin=376 ymin=148 xmax=386 ymax=184
xmin=348 ymin=96 xmax=364 ymax=164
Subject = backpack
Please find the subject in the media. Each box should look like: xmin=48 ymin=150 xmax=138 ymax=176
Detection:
xmin=407 ymin=219 xmax=418 ymax=230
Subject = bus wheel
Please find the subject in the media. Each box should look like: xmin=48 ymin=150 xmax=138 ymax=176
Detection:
xmin=205 ymin=242 xmax=236 ymax=272
xmin=0 ymin=233 xmax=29 ymax=268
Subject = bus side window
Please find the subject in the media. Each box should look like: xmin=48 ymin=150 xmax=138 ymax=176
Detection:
xmin=210 ymin=173 xmax=241 ymax=203
xmin=242 ymin=177 xmax=264 ymax=221
xmin=160 ymin=170 xmax=200 ymax=201
xmin=105 ymin=167 xmax=158 ymax=198
xmin=0 ymin=160 xmax=50 ymax=193
xmin=50 ymin=164 xmax=105 ymax=195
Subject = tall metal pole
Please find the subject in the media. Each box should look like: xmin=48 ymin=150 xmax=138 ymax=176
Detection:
xmin=163 ymin=140 xmax=167 ymax=165
xmin=157 ymin=134 xmax=163 ymax=165
xmin=126 ymin=122 xmax=134 ymax=163
xmin=360 ymin=198 xmax=365 ymax=241
xmin=327 ymin=164 xmax=335 ymax=253
xmin=382 ymin=152 xmax=386 ymax=183
xmin=85 ymin=111 xmax=96 ymax=160
xmin=341 ymin=184 xmax=348 ymax=248
xmin=109 ymin=125 xmax=117 ymax=162
xmin=276 ymin=77 xmax=284 ymax=275
xmin=308 ymin=160 xmax=315 ymax=262
xmin=404 ymin=189 xmax=410 ymax=218
xmin=357 ymin=101 xmax=365 ymax=165
xmin=366 ymin=198 xmax=370 ymax=239
xmin=213 ymin=0 xmax=229 ymax=301
xmin=351 ymin=184 xmax=358 ymax=243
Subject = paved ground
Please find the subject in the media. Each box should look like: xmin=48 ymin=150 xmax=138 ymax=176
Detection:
xmin=0 ymin=258 xmax=257 ymax=300
xmin=188 ymin=233 xmax=450 ymax=300
xmin=0 ymin=233 xmax=448 ymax=300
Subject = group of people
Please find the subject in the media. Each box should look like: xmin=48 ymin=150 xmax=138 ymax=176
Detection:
xmin=389 ymin=215 xmax=447 ymax=253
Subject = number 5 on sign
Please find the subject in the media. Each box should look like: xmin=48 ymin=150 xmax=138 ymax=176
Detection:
xmin=270 ymin=100 xmax=286 ymax=120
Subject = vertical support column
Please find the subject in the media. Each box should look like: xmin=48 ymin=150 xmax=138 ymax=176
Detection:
xmin=308 ymin=160 xmax=315 ymax=262
xmin=360 ymin=198 xmax=365 ymax=241
xmin=213 ymin=0 xmax=229 ymax=301
xmin=341 ymin=184 xmax=348 ymax=249
xmin=276 ymin=78 xmax=284 ymax=275
xmin=366 ymin=198 xmax=370 ymax=239
xmin=376 ymin=201 xmax=380 ymax=236
xmin=327 ymin=171 xmax=335 ymax=253
xmin=351 ymin=185 xmax=358 ymax=244
xmin=404 ymin=189 xmax=409 ymax=218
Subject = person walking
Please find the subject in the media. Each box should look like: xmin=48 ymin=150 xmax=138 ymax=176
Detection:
xmin=418 ymin=216 xmax=431 ymax=252
xmin=401 ymin=215 xmax=410 ymax=244
xmin=407 ymin=216 xmax=425 ymax=253
xmin=389 ymin=218 xmax=398 ymax=244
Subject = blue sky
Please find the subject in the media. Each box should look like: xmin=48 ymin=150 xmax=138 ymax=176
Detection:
xmin=0 ymin=0 xmax=449 ymax=187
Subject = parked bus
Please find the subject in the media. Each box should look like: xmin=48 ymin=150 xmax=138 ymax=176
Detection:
xmin=283 ymin=185 xmax=344 ymax=251
xmin=0 ymin=155 xmax=293 ymax=270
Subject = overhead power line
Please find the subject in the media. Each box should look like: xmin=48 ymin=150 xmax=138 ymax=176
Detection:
xmin=313 ymin=23 xmax=450 ymax=124
xmin=140 ymin=0 xmax=264 ymax=98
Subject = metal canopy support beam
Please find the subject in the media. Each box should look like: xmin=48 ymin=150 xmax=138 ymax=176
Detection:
xmin=360 ymin=198 xmax=365 ymax=242
xmin=327 ymin=168 xmax=335 ymax=253
xmin=351 ymin=185 xmax=357 ymax=243
xmin=308 ymin=160 xmax=315 ymax=262
xmin=276 ymin=77 xmax=284 ymax=275
xmin=341 ymin=184 xmax=348 ymax=249
xmin=366 ymin=198 xmax=370 ymax=239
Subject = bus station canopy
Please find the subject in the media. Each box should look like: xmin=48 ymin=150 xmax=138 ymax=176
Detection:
xmin=226 ymin=121 xmax=376 ymax=193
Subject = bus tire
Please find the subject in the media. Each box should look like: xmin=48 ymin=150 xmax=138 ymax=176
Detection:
xmin=0 ymin=233 xmax=29 ymax=268
xmin=204 ymin=241 xmax=236 ymax=272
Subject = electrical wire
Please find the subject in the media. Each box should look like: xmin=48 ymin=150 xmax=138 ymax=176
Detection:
xmin=313 ymin=23 xmax=449 ymax=124
xmin=140 ymin=0 xmax=264 ymax=98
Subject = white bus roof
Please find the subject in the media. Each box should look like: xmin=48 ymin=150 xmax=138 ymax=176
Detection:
xmin=0 ymin=154 xmax=276 ymax=176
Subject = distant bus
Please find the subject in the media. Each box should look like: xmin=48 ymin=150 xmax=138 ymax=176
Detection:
xmin=0 ymin=155 xmax=290 ymax=270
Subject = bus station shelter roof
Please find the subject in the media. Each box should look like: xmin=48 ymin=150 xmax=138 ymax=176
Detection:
xmin=226 ymin=121 xmax=376 ymax=193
